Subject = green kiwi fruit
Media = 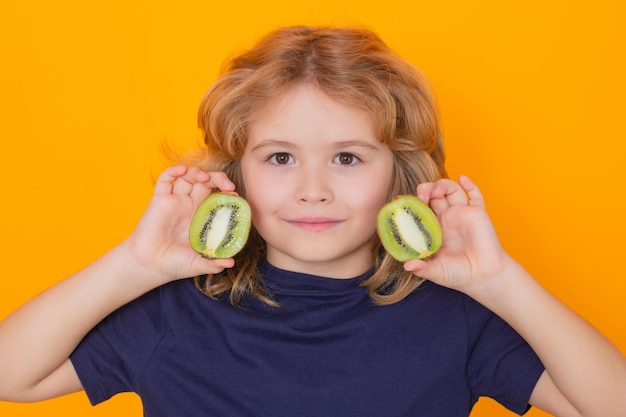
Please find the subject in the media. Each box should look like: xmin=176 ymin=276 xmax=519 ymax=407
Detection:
xmin=377 ymin=195 xmax=442 ymax=262
xmin=189 ymin=193 xmax=251 ymax=258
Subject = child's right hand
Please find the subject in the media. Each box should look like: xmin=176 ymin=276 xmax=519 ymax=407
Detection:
xmin=0 ymin=165 xmax=236 ymax=403
xmin=125 ymin=165 xmax=236 ymax=284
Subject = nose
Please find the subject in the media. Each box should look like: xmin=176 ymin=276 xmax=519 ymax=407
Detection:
xmin=297 ymin=164 xmax=333 ymax=204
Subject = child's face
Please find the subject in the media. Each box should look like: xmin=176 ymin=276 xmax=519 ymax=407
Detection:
xmin=240 ymin=84 xmax=394 ymax=278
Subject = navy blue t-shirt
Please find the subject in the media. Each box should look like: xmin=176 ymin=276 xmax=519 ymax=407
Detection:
xmin=70 ymin=261 xmax=544 ymax=416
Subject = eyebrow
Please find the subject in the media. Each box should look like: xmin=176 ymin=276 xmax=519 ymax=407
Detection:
xmin=250 ymin=139 xmax=381 ymax=152
xmin=333 ymin=140 xmax=380 ymax=150
xmin=249 ymin=140 xmax=297 ymax=152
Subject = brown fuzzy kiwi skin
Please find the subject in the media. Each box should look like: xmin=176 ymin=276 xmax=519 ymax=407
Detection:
xmin=376 ymin=194 xmax=442 ymax=262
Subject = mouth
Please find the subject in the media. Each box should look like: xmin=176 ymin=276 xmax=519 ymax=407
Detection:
xmin=287 ymin=217 xmax=344 ymax=232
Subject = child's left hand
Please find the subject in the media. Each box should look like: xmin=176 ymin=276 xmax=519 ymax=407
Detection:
xmin=403 ymin=176 xmax=513 ymax=296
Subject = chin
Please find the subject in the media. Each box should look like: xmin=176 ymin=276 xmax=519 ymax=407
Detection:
xmin=274 ymin=246 xmax=371 ymax=271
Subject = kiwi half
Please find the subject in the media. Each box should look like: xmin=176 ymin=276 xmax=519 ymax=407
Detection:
xmin=189 ymin=193 xmax=251 ymax=258
xmin=377 ymin=195 xmax=442 ymax=262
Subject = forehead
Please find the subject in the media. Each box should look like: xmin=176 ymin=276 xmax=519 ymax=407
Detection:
xmin=247 ymin=84 xmax=378 ymax=143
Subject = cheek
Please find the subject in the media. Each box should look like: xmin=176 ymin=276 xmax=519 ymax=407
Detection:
xmin=342 ymin=178 xmax=392 ymax=222
xmin=247 ymin=184 xmax=282 ymax=214
xmin=346 ymin=164 xmax=394 ymax=207
xmin=240 ymin=162 xmax=283 ymax=218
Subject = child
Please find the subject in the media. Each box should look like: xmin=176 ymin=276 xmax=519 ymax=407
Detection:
xmin=0 ymin=25 xmax=624 ymax=417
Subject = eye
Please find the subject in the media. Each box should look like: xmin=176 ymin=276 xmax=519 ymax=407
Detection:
xmin=268 ymin=152 xmax=294 ymax=165
xmin=334 ymin=152 xmax=361 ymax=166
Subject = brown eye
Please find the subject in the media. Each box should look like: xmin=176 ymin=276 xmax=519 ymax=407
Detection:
xmin=334 ymin=152 xmax=360 ymax=166
xmin=270 ymin=153 xmax=293 ymax=165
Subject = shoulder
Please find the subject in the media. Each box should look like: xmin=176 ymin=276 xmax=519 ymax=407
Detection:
xmin=404 ymin=281 xmax=493 ymax=321
xmin=401 ymin=281 xmax=524 ymax=350
xmin=77 ymin=278 xmax=205 ymax=347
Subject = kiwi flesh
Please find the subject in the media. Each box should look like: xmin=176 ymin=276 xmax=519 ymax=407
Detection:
xmin=377 ymin=195 xmax=442 ymax=262
xmin=189 ymin=193 xmax=251 ymax=258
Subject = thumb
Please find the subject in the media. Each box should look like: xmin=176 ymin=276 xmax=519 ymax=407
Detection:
xmin=403 ymin=258 xmax=444 ymax=283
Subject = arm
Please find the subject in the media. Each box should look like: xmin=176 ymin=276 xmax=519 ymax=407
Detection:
xmin=0 ymin=166 xmax=235 ymax=403
xmin=405 ymin=176 xmax=626 ymax=417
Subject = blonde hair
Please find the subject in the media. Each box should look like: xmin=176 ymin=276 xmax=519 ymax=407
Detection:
xmin=179 ymin=25 xmax=447 ymax=307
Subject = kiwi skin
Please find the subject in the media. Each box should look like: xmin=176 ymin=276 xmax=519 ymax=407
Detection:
xmin=377 ymin=195 xmax=443 ymax=262
xmin=189 ymin=193 xmax=252 ymax=259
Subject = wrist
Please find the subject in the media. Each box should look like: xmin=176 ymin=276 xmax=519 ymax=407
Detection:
xmin=105 ymin=240 xmax=170 ymax=295
xmin=464 ymin=255 xmax=530 ymax=311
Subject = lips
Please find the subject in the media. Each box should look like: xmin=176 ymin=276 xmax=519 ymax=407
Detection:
xmin=287 ymin=217 xmax=344 ymax=232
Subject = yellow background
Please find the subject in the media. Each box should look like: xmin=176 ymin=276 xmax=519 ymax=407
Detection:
xmin=1 ymin=0 xmax=624 ymax=416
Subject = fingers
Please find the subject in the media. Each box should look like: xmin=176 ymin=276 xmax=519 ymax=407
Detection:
xmin=416 ymin=175 xmax=484 ymax=214
xmin=458 ymin=175 xmax=485 ymax=208
xmin=205 ymin=171 xmax=237 ymax=194
xmin=417 ymin=178 xmax=467 ymax=214
xmin=153 ymin=166 xmax=236 ymax=198
xmin=153 ymin=165 xmax=188 ymax=195
xmin=170 ymin=167 xmax=210 ymax=196
xmin=192 ymin=257 xmax=236 ymax=276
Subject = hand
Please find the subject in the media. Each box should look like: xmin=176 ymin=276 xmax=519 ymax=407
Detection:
xmin=125 ymin=165 xmax=236 ymax=284
xmin=403 ymin=176 xmax=513 ymax=296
